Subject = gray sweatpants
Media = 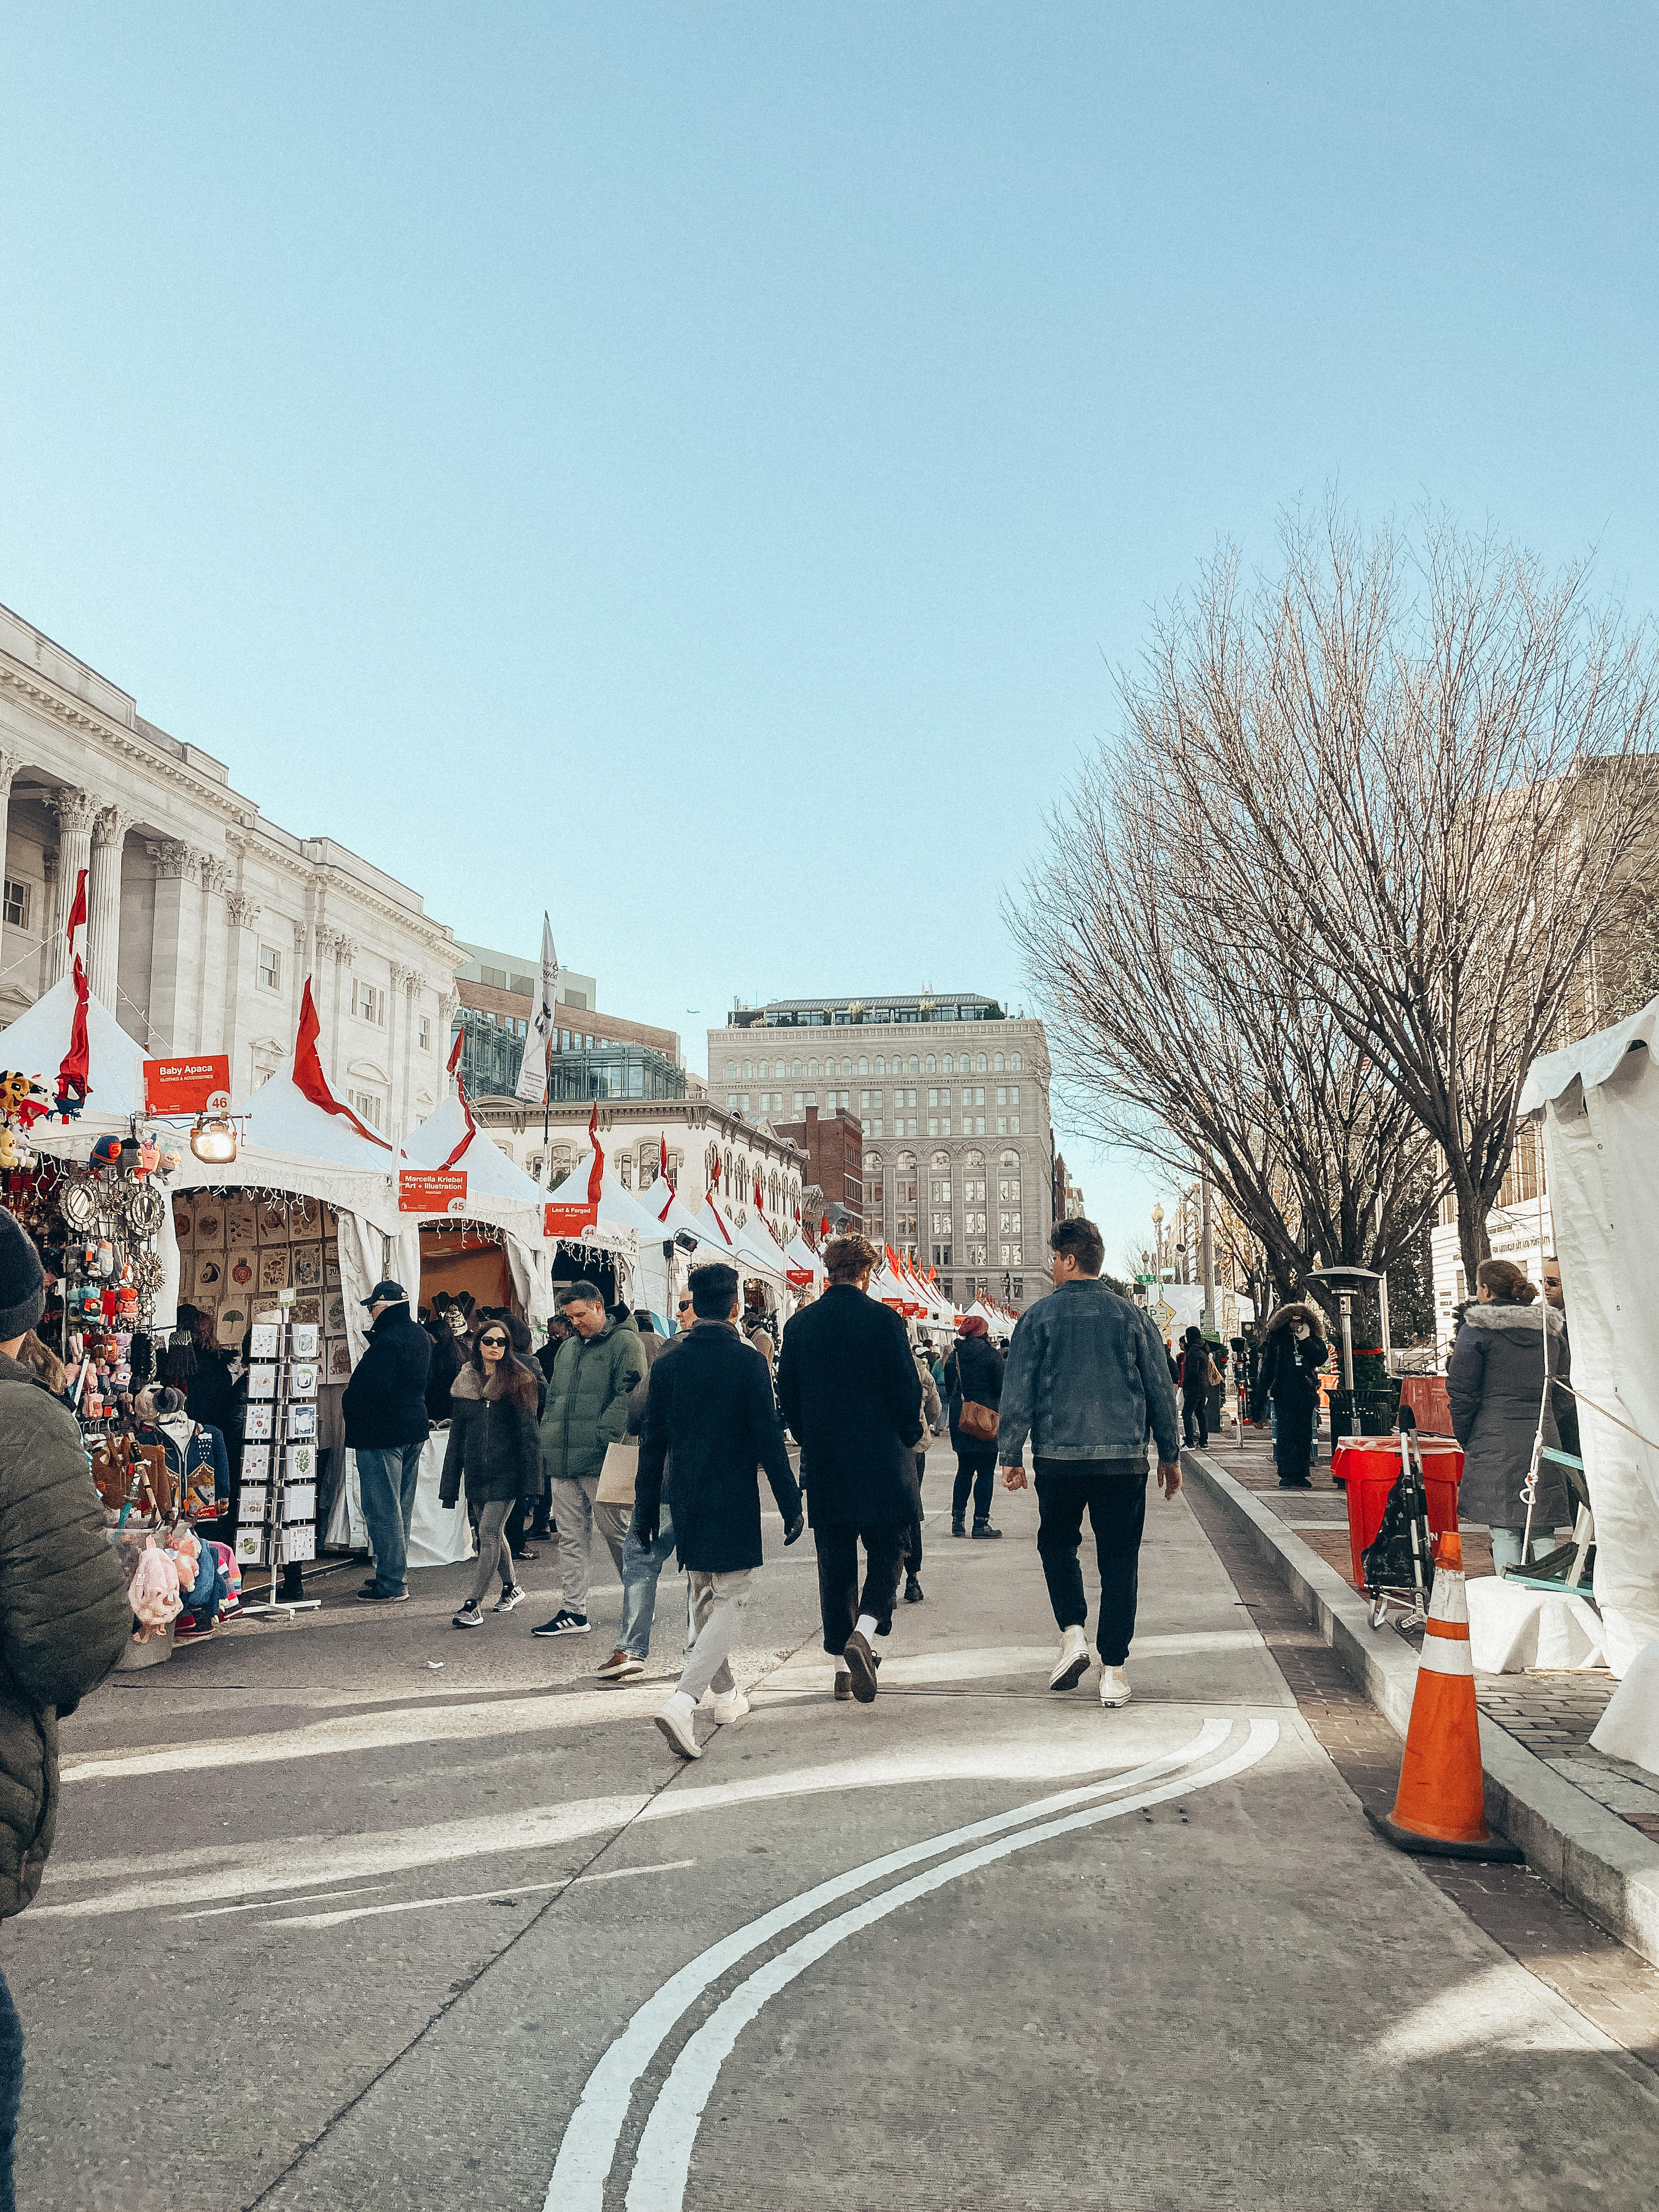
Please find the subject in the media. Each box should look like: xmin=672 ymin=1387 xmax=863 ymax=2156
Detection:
xmin=465 ymin=1498 xmax=514 ymax=1609
xmin=550 ymin=1475 xmax=602 ymax=1613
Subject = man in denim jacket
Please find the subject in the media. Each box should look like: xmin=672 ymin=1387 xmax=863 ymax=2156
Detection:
xmin=1000 ymin=1217 xmax=1182 ymax=1709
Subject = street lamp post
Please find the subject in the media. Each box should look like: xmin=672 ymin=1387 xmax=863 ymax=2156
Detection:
xmin=1150 ymin=1201 xmax=1164 ymax=1288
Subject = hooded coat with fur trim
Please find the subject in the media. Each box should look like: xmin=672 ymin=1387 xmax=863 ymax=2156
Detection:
xmin=1250 ymin=1304 xmax=1328 ymax=1422
xmin=1447 ymin=1299 xmax=1571 ymax=1531
xmin=438 ymin=1358 xmax=542 ymax=1508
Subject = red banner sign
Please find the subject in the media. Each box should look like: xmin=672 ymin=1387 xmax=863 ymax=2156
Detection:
xmin=544 ymin=1200 xmax=597 ymax=1240
xmin=143 ymin=1055 xmax=231 ymax=1116
xmin=399 ymin=1169 xmax=468 ymax=1215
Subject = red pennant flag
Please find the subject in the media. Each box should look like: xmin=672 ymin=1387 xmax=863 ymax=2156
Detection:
xmin=439 ymin=1065 xmax=476 ymax=1170
xmin=660 ymin=1135 xmax=670 ymax=1186
xmin=293 ymin=978 xmax=392 ymax=1149
xmin=64 ymin=866 xmax=87 ymax=953
xmin=820 ymin=1214 xmax=830 ymax=1238
xmin=754 ymin=1172 xmax=764 ymax=1212
xmin=586 ymin=1102 xmax=604 ymax=1205
xmin=447 ymin=1026 xmax=464 ymax=1079
xmin=57 ymin=953 xmax=91 ymax=1109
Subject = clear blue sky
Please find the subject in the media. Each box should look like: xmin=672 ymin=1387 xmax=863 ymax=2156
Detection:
xmin=3 ymin=5 xmax=1656 ymax=1267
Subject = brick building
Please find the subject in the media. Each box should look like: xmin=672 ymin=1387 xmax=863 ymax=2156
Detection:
xmin=771 ymin=1104 xmax=866 ymax=1234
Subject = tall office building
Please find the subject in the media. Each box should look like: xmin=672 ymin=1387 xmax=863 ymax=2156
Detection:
xmin=708 ymin=991 xmax=1055 ymax=1310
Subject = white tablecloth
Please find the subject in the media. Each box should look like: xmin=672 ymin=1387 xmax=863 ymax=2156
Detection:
xmin=1467 ymin=1576 xmax=1605 ymax=1673
xmin=324 ymin=1432 xmax=474 ymax=1569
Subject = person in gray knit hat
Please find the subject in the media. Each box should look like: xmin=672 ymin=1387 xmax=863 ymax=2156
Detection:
xmin=0 ymin=1208 xmax=129 ymax=2207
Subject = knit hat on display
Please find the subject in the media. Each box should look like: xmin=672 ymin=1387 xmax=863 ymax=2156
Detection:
xmin=0 ymin=1210 xmax=46 ymax=1342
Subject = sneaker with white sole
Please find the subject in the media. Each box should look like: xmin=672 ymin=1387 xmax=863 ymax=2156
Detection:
xmin=1049 ymin=1624 xmax=1091 ymax=1691
xmin=706 ymin=1688 xmax=749 ymax=1725
xmin=493 ymin=1583 xmax=527 ymax=1614
xmin=597 ymin=1647 xmax=646 ymax=1681
xmin=654 ymin=1697 xmax=702 ymax=1760
xmin=531 ymin=1610 xmax=591 ymax=1637
xmin=1099 ymin=1664 xmax=1132 ymax=1708
xmin=452 ymin=1601 xmax=484 ymax=1629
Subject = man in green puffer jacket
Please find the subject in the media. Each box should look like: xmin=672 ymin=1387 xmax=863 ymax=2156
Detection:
xmin=0 ymin=1209 xmax=131 ymax=2207
xmin=532 ymin=1283 xmax=647 ymax=1638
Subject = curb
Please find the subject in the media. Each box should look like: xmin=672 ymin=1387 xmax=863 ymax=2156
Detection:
xmin=1182 ymin=1446 xmax=1659 ymax=1971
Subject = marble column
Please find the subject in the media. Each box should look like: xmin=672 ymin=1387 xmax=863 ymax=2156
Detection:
xmin=194 ymin=856 xmax=231 ymax=1051
xmin=87 ymin=804 xmax=138 ymax=1011
xmin=0 ymin=749 xmax=20 ymax=935
xmin=328 ymin=935 xmax=357 ymax=1091
xmin=389 ymin=962 xmax=416 ymax=1138
xmin=47 ymin=788 xmax=100 ymax=984
xmin=147 ymin=842 xmax=202 ymax=1055
xmin=37 ymin=851 xmax=59 ymax=998
xmin=291 ymin=917 xmax=309 ymax=1040
xmin=224 ymin=890 xmax=261 ymax=1091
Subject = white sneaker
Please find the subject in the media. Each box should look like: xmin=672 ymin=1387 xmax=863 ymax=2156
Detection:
xmin=654 ymin=1697 xmax=702 ymax=1760
xmin=706 ymin=1688 xmax=749 ymax=1725
xmin=493 ymin=1583 xmax=526 ymax=1613
xmin=1049 ymin=1624 xmax=1091 ymax=1691
xmin=1099 ymin=1664 xmax=1132 ymax=1708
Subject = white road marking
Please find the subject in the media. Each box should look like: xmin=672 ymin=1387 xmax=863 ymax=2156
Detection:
xmin=625 ymin=1720 xmax=1279 ymax=2210
xmin=263 ymin=1858 xmax=697 ymax=1930
xmin=182 ymin=1884 xmax=393 ymax=1920
xmin=545 ymin=1720 xmax=1229 ymax=2211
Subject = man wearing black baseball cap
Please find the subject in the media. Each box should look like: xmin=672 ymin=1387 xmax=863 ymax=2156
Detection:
xmin=341 ymin=1279 xmax=432 ymax=1601
xmin=0 ymin=1209 xmax=129 ymax=2199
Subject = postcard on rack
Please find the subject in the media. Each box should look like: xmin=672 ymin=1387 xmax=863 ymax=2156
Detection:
xmin=290 ymin=1322 xmax=320 ymax=1360
xmin=224 ymin=1199 xmax=258 ymax=1251
xmin=250 ymin=1322 xmax=279 ymax=1361
xmin=246 ymin=1363 xmax=276 ymax=1400
xmin=258 ymin=1248 xmax=291 ymax=1293
xmin=286 ymin=1442 xmax=316 ymax=1482
xmin=290 ymin=1244 xmax=323 ymax=1290
xmin=281 ymin=1524 xmax=317 ymax=1563
xmin=283 ymin=1483 xmax=317 ymax=1522
xmin=240 ymin=1443 xmax=270 ymax=1479
xmin=245 ymin=1402 xmax=273 ymax=1440
xmin=238 ymin=1482 xmax=270 ymax=1522
xmin=287 ymin=1403 xmax=317 ymax=1440
xmin=234 ymin=1528 xmax=266 ymax=1566
xmin=289 ymin=1362 xmax=318 ymax=1398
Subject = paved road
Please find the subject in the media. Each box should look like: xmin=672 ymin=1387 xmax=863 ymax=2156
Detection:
xmin=15 ymin=1451 xmax=1659 ymax=2210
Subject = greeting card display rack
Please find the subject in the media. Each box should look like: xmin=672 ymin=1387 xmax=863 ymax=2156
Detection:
xmin=235 ymin=1300 xmax=323 ymax=1622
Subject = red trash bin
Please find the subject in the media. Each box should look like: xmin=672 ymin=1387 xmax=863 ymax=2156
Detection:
xmin=1331 ymin=1435 xmax=1464 ymax=1587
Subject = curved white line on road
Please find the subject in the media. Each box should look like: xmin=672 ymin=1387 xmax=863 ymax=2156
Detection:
xmin=626 ymin=1720 xmax=1279 ymax=2211
xmin=545 ymin=1719 xmax=1229 ymax=2211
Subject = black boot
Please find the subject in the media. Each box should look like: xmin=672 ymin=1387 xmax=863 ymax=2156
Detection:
xmin=951 ymin=1515 xmax=967 ymax=1538
xmin=972 ymin=1518 xmax=1002 ymax=1540
xmin=904 ymin=1573 xmax=924 ymax=1603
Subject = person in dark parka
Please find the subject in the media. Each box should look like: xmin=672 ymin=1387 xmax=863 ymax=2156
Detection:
xmin=1250 ymin=1302 xmax=1329 ymax=1488
xmin=1447 ymin=1258 xmax=1571 ymax=1573
xmin=776 ymin=1233 xmax=923 ymax=1704
xmin=635 ymin=1263 xmax=803 ymax=1759
xmin=944 ymin=1315 xmax=1006 ymax=1538
xmin=341 ymin=1280 xmax=432 ymax=1603
xmin=0 ymin=1210 xmax=130 ymax=2208
xmin=439 ymin=1322 xmax=542 ymax=1626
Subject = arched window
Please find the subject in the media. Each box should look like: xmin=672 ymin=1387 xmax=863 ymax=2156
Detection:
xmin=808 ymin=1059 xmax=818 ymax=1077
xmin=1001 ymin=1149 xmax=1020 ymax=1168
xmin=841 ymin=1056 xmax=852 ymax=1077
xmin=742 ymin=1060 xmax=752 ymax=1080
xmin=897 ymin=1150 xmax=916 ymax=1171
xmin=792 ymin=1059 xmax=802 ymax=1077
xmin=864 ymin=1150 xmax=883 ymax=1173
xmin=875 ymin=1056 xmax=885 ymax=1075
xmin=759 ymin=1059 xmax=770 ymax=1079
xmin=724 ymin=1060 xmax=737 ymax=1079
xmin=976 ymin=1053 xmax=987 ymax=1073
xmin=859 ymin=1057 xmax=869 ymax=1076
xmin=930 ymin=1150 xmax=950 ymax=1170
xmin=965 ymin=1149 xmax=985 ymax=1169
xmin=994 ymin=1052 xmax=1005 ymax=1072
xmin=1011 ymin=1051 xmax=1021 ymax=1071
xmin=924 ymin=1054 xmax=935 ymax=1074
xmin=908 ymin=1056 xmax=919 ymax=1074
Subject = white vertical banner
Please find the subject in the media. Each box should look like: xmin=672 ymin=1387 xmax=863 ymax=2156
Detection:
xmin=515 ymin=912 xmax=560 ymax=1104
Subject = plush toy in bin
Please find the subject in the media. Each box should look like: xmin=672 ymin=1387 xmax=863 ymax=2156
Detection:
xmin=128 ymin=1538 xmax=182 ymax=1641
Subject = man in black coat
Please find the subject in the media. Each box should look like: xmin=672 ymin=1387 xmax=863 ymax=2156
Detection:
xmin=777 ymin=1233 xmax=923 ymax=1704
xmin=341 ymin=1279 xmax=432 ymax=1602
xmin=635 ymin=1263 xmax=803 ymax=1759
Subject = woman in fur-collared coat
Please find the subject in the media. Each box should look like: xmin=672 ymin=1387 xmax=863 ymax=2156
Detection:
xmin=1250 ymin=1302 xmax=1329 ymax=1489
xmin=1447 ymin=1259 xmax=1571 ymax=1573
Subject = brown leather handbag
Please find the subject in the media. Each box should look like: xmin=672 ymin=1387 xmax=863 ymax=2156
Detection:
xmin=948 ymin=1350 xmax=1000 ymax=1442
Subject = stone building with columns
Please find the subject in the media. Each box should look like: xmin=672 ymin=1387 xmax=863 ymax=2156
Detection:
xmin=0 ymin=601 xmax=464 ymax=1137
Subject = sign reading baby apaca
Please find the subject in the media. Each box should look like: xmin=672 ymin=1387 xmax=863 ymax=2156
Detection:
xmin=143 ymin=1056 xmax=230 ymax=1116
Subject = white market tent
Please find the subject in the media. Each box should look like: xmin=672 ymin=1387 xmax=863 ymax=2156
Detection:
xmin=545 ymin=1154 xmax=670 ymax=1318
xmin=639 ymin=1173 xmax=732 ymax=1265
xmin=697 ymin=1195 xmax=787 ymax=1291
xmin=0 ymin=972 xmax=144 ymax=1143
xmin=1519 ymin=998 xmax=1659 ymax=1679
xmin=786 ymin=1232 xmax=826 ymax=1292
xmin=400 ymin=1092 xmax=552 ymax=1328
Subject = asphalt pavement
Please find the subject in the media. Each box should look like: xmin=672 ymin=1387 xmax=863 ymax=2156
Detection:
xmin=13 ymin=1446 xmax=1659 ymax=2210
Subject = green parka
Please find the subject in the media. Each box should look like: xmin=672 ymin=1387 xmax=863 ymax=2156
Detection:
xmin=0 ymin=1353 xmax=130 ymax=1917
xmin=539 ymin=1312 xmax=648 ymax=1487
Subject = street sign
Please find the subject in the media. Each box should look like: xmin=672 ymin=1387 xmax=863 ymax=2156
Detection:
xmin=398 ymin=1169 xmax=468 ymax=1215
xmin=143 ymin=1054 xmax=230 ymax=1116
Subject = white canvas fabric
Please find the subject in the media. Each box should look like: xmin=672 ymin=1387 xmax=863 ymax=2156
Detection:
xmin=1523 ymin=1005 xmax=1659 ymax=1675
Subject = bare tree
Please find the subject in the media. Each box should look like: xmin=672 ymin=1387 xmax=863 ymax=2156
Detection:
xmin=1115 ymin=504 xmax=1659 ymax=1289
xmin=1012 ymin=735 xmax=1441 ymax=1306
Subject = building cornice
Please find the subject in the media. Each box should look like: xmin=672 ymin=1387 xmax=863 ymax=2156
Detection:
xmin=470 ymin=1094 xmax=805 ymax=1163
xmin=0 ymin=658 xmax=250 ymax=824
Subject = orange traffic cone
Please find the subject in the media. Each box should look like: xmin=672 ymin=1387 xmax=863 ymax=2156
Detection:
xmin=1370 ymin=1532 xmax=1523 ymax=1861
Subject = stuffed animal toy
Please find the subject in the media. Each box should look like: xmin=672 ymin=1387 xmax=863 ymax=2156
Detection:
xmin=169 ymin=1526 xmax=202 ymax=1596
xmin=90 ymin=1135 xmax=123 ymax=1170
xmin=128 ymin=1538 xmax=182 ymax=1640
xmin=0 ymin=1071 xmax=49 ymax=1125
xmin=155 ymin=1147 xmax=181 ymax=1183
xmin=137 ymin=1136 xmax=159 ymax=1174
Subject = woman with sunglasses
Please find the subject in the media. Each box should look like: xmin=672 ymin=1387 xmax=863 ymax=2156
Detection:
xmin=438 ymin=1321 xmax=542 ymax=1627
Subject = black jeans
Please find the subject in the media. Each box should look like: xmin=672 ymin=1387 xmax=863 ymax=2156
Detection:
xmin=1034 ymin=1458 xmax=1149 ymax=1666
xmin=1273 ymin=1396 xmax=1316 ymax=1483
xmin=904 ymin=1452 xmax=926 ymax=1575
xmin=951 ymin=1448 xmax=996 ymax=1523
xmin=0 ymin=1964 xmax=21 ymax=2212
xmin=814 ymin=1521 xmax=908 ymax=1654
xmin=1182 ymin=1398 xmax=1209 ymax=1448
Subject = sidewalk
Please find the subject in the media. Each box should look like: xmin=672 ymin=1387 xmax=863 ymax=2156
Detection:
xmin=1183 ymin=1421 xmax=1659 ymax=1967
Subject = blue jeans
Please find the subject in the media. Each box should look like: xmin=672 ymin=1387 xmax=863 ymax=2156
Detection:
xmin=0 ymin=1965 xmax=21 ymax=2212
xmin=1491 ymin=1526 xmax=1555 ymax=1573
xmin=357 ymin=1442 xmax=424 ymax=1595
xmin=619 ymin=1504 xmax=679 ymax=1660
